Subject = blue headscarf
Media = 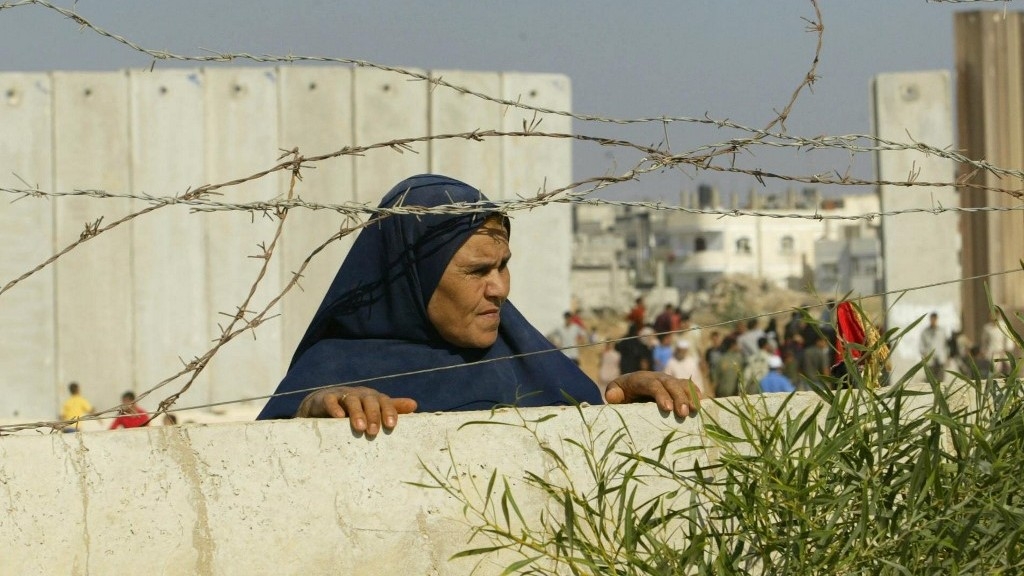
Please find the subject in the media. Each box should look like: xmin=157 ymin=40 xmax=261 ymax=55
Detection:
xmin=257 ymin=174 xmax=603 ymax=419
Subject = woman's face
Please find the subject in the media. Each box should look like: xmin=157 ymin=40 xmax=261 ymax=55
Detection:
xmin=427 ymin=217 xmax=511 ymax=348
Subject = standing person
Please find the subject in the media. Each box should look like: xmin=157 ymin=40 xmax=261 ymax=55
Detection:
xmin=569 ymin=309 xmax=587 ymax=331
xmin=616 ymin=324 xmax=653 ymax=374
xmin=109 ymin=391 xmax=149 ymax=429
xmin=763 ymin=318 xmax=780 ymax=352
xmin=653 ymin=304 xmax=674 ymax=335
xmin=738 ymin=318 xmax=764 ymax=360
xmin=759 ymin=356 xmax=795 ymax=393
xmin=919 ymin=312 xmax=949 ymax=382
xmin=60 ymin=381 xmax=94 ymax=433
xmin=652 ymin=333 xmax=674 ymax=373
xmin=780 ymin=345 xmax=802 ymax=389
xmin=715 ymin=336 xmax=746 ymax=397
xmin=627 ymin=297 xmax=646 ymax=332
xmin=801 ymin=334 xmax=832 ymax=389
xmin=664 ymin=340 xmax=705 ymax=397
xmin=819 ymin=299 xmax=837 ymax=343
xmin=670 ymin=306 xmax=683 ymax=333
xmin=742 ymin=337 xmax=773 ymax=392
xmin=967 ymin=345 xmax=994 ymax=380
xmin=554 ymin=311 xmax=587 ymax=366
xmin=677 ymin=311 xmax=703 ymax=357
xmin=704 ymin=330 xmax=723 ymax=393
xmin=597 ymin=341 xmax=621 ymax=392
xmin=980 ymin=313 xmax=1015 ymax=375
xmin=783 ymin=310 xmax=804 ymax=343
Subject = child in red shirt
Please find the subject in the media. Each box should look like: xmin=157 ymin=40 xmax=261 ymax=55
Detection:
xmin=109 ymin=391 xmax=149 ymax=429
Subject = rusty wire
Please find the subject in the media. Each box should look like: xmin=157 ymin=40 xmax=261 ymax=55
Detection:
xmin=0 ymin=0 xmax=1022 ymax=433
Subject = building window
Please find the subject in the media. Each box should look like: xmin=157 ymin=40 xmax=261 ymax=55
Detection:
xmin=781 ymin=235 xmax=794 ymax=254
xmin=694 ymin=237 xmax=707 ymax=252
xmin=736 ymin=237 xmax=751 ymax=254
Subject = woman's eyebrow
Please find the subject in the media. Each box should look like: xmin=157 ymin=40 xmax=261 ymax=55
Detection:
xmin=460 ymin=251 xmax=511 ymax=267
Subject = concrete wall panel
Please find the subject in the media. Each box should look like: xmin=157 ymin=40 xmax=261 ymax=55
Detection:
xmin=873 ymin=71 xmax=961 ymax=381
xmin=0 ymin=65 xmax=578 ymax=420
xmin=129 ymin=69 xmax=211 ymax=409
xmin=501 ymin=73 xmax=573 ymax=335
xmin=203 ymin=68 xmax=284 ymax=407
xmin=0 ymin=73 xmax=56 ymax=419
xmin=277 ymin=66 xmax=356 ymax=363
xmin=353 ymin=67 xmax=429 ymax=203
xmin=52 ymin=71 xmax=134 ymax=410
xmin=429 ymin=70 xmax=503 ymax=196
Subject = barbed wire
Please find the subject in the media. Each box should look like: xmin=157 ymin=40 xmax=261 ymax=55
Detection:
xmin=5 ymin=264 xmax=1019 ymax=436
xmin=7 ymin=0 xmax=1024 ymax=199
xmin=5 ymin=184 xmax=1024 ymax=222
xmin=1 ymin=0 xmax=1022 ymax=434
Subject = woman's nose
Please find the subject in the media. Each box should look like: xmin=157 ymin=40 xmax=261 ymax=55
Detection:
xmin=486 ymin=270 xmax=510 ymax=301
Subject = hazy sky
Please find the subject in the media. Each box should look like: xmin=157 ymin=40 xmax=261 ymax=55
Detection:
xmin=0 ymin=1 xmax=999 ymax=201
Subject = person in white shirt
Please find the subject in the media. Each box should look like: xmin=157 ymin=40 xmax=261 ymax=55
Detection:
xmin=554 ymin=311 xmax=586 ymax=365
xmin=980 ymin=313 xmax=1015 ymax=375
xmin=664 ymin=340 xmax=705 ymax=397
xmin=919 ymin=312 xmax=949 ymax=382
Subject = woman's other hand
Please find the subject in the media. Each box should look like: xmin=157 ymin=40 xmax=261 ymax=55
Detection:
xmin=604 ymin=371 xmax=701 ymax=418
xmin=296 ymin=386 xmax=418 ymax=437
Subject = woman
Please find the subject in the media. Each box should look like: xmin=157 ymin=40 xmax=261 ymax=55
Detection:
xmin=258 ymin=174 xmax=697 ymax=436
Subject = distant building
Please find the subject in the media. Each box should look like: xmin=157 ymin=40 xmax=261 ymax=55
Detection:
xmin=571 ymin=187 xmax=882 ymax=311
xmin=570 ymin=204 xmax=633 ymax=312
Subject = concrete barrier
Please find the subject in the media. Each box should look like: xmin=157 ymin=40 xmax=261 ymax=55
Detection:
xmin=0 ymin=386 xmax=952 ymax=575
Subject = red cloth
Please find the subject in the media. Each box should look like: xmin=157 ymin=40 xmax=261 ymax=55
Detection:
xmin=110 ymin=408 xmax=149 ymax=429
xmin=834 ymin=301 xmax=866 ymax=364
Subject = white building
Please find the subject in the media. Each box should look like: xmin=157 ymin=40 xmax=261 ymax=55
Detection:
xmin=654 ymin=190 xmax=881 ymax=296
xmin=571 ymin=188 xmax=882 ymax=310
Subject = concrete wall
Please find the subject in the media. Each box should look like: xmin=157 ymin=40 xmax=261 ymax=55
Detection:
xmin=955 ymin=11 xmax=1024 ymax=341
xmin=0 ymin=66 xmax=573 ymax=419
xmin=0 ymin=388 xmax=952 ymax=575
xmin=872 ymin=71 xmax=961 ymax=382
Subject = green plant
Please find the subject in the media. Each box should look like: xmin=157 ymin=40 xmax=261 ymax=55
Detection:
xmin=420 ymin=309 xmax=1024 ymax=575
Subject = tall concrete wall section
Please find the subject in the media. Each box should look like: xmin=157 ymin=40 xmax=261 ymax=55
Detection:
xmin=52 ymin=71 xmax=135 ymax=410
xmin=502 ymin=73 xmax=573 ymax=335
xmin=429 ymin=70 xmax=504 ymax=195
xmin=128 ymin=69 xmax=211 ymax=409
xmin=0 ymin=65 xmax=577 ymax=421
xmin=955 ymin=11 xmax=1024 ymax=341
xmin=203 ymin=68 xmax=286 ymax=407
xmin=277 ymin=66 xmax=356 ymax=362
xmin=0 ymin=73 xmax=56 ymax=419
xmin=872 ymin=71 xmax=961 ymax=381
xmin=353 ymin=67 xmax=430 ymax=202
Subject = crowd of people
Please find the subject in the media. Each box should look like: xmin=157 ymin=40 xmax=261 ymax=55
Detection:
xmin=920 ymin=311 xmax=1018 ymax=382
xmin=600 ymin=301 xmax=807 ymax=398
xmin=591 ymin=298 xmax=1019 ymax=400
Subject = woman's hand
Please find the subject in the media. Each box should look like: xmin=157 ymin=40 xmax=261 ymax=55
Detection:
xmin=604 ymin=371 xmax=701 ymax=418
xmin=296 ymin=386 xmax=418 ymax=437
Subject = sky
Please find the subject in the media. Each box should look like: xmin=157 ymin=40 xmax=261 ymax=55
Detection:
xmin=0 ymin=0 xmax=1004 ymax=202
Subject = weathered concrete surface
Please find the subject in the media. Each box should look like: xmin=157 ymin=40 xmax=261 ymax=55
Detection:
xmin=0 ymin=388 xmax=950 ymax=575
xmin=872 ymin=70 xmax=961 ymax=382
